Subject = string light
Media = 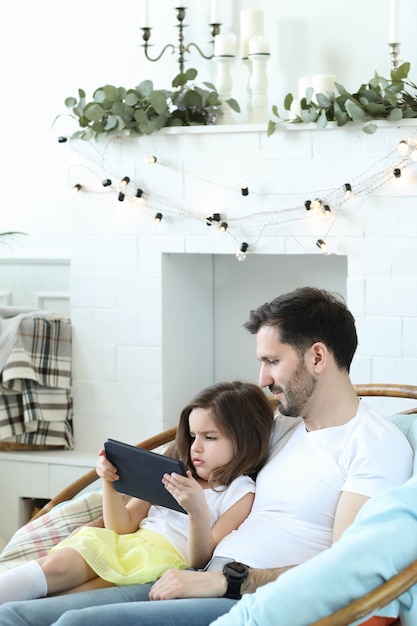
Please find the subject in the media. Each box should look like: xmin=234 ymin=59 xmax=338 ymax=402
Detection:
xmin=72 ymin=183 xmax=82 ymax=193
xmin=144 ymin=155 xmax=157 ymax=164
xmin=343 ymin=182 xmax=353 ymax=198
xmin=236 ymin=242 xmax=249 ymax=262
xmin=58 ymin=136 xmax=68 ymax=143
xmin=206 ymin=213 xmax=221 ymax=226
xmin=62 ymin=130 xmax=416 ymax=258
xmin=153 ymin=212 xmax=163 ymax=225
xmin=398 ymin=140 xmax=409 ymax=155
xmin=316 ymin=239 xmax=331 ymax=255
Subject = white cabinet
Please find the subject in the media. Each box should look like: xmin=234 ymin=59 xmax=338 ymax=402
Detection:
xmin=0 ymin=451 xmax=97 ymax=542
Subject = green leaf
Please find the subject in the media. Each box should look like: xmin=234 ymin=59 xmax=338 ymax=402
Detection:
xmin=183 ymin=89 xmax=203 ymax=108
xmin=103 ymin=115 xmax=118 ymax=131
xmin=391 ymin=62 xmax=410 ymax=81
xmin=305 ymin=86 xmax=314 ymax=105
xmin=316 ymin=93 xmax=331 ymax=108
xmin=334 ymin=81 xmax=350 ymax=97
xmin=366 ymin=102 xmax=387 ymax=116
xmin=149 ymin=91 xmax=169 ymax=114
xmin=138 ymin=80 xmax=154 ymax=97
xmin=185 ymin=68 xmax=198 ymax=81
xmin=125 ymin=91 xmax=139 ymax=106
xmin=345 ymin=100 xmax=368 ymax=122
xmin=226 ymin=98 xmax=240 ymax=112
xmin=388 ymin=108 xmax=403 ymax=121
xmin=283 ymin=93 xmax=294 ymax=111
xmin=316 ymin=109 xmax=328 ymax=129
xmin=172 ymin=72 xmax=187 ymax=88
xmin=334 ymin=110 xmax=349 ymax=126
xmin=203 ymin=81 xmax=216 ymax=91
xmin=83 ymin=103 xmax=105 ymax=122
xmin=362 ymin=122 xmax=378 ymax=134
xmin=78 ymin=88 xmax=86 ymax=99
xmin=65 ymin=96 xmax=77 ymax=108
xmin=267 ymin=120 xmax=276 ymax=137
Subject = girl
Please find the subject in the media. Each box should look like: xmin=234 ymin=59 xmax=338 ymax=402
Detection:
xmin=0 ymin=381 xmax=274 ymax=603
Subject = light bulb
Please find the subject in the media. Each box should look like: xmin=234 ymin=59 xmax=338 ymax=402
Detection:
xmin=236 ymin=242 xmax=249 ymax=261
xmin=316 ymin=239 xmax=331 ymax=255
xmin=397 ymin=140 xmax=409 ymax=155
xmin=144 ymin=155 xmax=157 ymax=164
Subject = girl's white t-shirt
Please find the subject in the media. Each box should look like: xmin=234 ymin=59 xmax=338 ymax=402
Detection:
xmin=140 ymin=474 xmax=255 ymax=560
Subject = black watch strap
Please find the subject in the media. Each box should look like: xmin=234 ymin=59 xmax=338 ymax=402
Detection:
xmin=222 ymin=561 xmax=249 ymax=599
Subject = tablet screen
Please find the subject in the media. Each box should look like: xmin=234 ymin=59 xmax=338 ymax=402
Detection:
xmin=104 ymin=438 xmax=187 ymax=514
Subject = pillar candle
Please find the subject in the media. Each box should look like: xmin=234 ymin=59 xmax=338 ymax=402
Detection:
xmin=390 ymin=0 xmax=399 ymax=42
xmin=311 ymin=74 xmax=336 ymax=95
xmin=240 ymin=9 xmax=264 ymax=58
xmin=214 ymin=32 xmax=237 ymax=56
xmin=248 ymin=35 xmax=270 ymax=55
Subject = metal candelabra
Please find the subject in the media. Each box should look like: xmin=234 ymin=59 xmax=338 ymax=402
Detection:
xmin=388 ymin=42 xmax=401 ymax=70
xmin=141 ymin=7 xmax=221 ymax=74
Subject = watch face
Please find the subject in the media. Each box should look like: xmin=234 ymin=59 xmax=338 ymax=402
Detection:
xmin=226 ymin=562 xmax=247 ymax=575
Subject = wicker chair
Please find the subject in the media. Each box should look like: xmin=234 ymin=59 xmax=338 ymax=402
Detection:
xmin=30 ymin=384 xmax=417 ymax=626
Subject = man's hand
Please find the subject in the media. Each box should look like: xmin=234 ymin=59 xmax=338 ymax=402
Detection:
xmin=149 ymin=569 xmax=227 ymax=601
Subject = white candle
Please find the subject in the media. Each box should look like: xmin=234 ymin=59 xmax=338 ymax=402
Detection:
xmin=311 ymin=74 xmax=336 ymax=95
xmin=390 ymin=0 xmax=399 ymax=42
xmin=210 ymin=0 xmax=221 ymax=24
xmin=240 ymin=9 xmax=264 ymax=58
xmin=248 ymin=35 xmax=270 ymax=55
xmin=140 ymin=0 xmax=150 ymax=27
xmin=298 ymin=76 xmax=312 ymax=99
xmin=214 ymin=32 xmax=237 ymax=56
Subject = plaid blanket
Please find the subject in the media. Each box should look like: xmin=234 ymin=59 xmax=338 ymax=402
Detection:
xmin=0 ymin=316 xmax=73 ymax=449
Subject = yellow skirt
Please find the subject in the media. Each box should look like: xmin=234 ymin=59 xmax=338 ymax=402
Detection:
xmin=51 ymin=527 xmax=188 ymax=585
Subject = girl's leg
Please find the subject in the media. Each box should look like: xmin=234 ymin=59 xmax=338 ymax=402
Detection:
xmin=39 ymin=547 xmax=99 ymax=596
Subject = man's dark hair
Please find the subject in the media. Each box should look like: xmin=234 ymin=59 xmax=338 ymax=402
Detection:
xmin=244 ymin=287 xmax=358 ymax=372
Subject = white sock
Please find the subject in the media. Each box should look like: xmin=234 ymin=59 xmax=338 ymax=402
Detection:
xmin=0 ymin=560 xmax=48 ymax=604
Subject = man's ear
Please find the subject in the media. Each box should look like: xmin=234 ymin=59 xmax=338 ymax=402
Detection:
xmin=309 ymin=342 xmax=327 ymax=372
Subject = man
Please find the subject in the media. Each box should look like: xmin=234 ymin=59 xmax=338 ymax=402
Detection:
xmin=0 ymin=287 xmax=412 ymax=626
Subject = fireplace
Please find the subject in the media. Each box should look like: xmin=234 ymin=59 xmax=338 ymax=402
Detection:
xmin=68 ymin=123 xmax=417 ymax=452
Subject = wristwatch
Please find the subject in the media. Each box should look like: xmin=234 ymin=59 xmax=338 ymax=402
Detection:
xmin=222 ymin=561 xmax=249 ymax=599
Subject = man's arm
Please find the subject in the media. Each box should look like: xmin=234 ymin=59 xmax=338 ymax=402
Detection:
xmin=332 ymin=492 xmax=369 ymax=542
xmin=148 ymin=565 xmax=296 ymax=600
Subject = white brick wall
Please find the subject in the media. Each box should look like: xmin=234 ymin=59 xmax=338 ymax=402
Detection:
xmin=69 ymin=122 xmax=417 ymax=452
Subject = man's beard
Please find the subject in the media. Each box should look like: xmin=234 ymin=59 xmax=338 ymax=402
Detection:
xmin=273 ymin=360 xmax=317 ymax=417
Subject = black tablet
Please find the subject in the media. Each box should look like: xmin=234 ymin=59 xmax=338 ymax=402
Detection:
xmin=104 ymin=438 xmax=187 ymax=514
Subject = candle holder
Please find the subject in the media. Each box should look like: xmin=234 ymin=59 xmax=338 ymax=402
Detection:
xmin=214 ymin=56 xmax=235 ymax=124
xmin=388 ymin=42 xmax=401 ymax=71
xmin=141 ymin=7 xmax=221 ymax=74
xmin=247 ymin=53 xmax=270 ymax=123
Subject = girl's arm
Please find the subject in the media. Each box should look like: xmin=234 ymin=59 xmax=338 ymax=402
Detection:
xmin=97 ymin=448 xmax=151 ymax=534
xmin=163 ymin=472 xmax=255 ymax=569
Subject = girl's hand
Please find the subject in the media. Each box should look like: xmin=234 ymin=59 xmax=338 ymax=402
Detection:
xmin=162 ymin=470 xmax=205 ymax=515
xmin=96 ymin=448 xmax=119 ymax=483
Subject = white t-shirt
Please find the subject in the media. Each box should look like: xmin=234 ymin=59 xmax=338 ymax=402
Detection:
xmin=140 ymin=474 xmax=255 ymax=560
xmin=213 ymin=400 xmax=413 ymax=568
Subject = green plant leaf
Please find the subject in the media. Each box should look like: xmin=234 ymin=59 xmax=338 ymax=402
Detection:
xmin=362 ymin=122 xmax=378 ymax=134
xmin=388 ymin=107 xmax=403 ymax=121
xmin=267 ymin=120 xmax=276 ymax=137
xmin=316 ymin=93 xmax=331 ymax=108
xmin=138 ymin=80 xmax=154 ymax=97
xmin=392 ymin=62 xmax=410 ymax=81
xmin=316 ymin=109 xmax=328 ymax=129
xmin=345 ymin=100 xmax=368 ymax=122
xmin=305 ymin=86 xmax=314 ymax=105
xmin=84 ymin=103 xmax=105 ymax=122
xmin=65 ymin=96 xmax=77 ymax=108
xmin=334 ymin=110 xmax=349 ymax=126
xmin=185 ymin=68 xmax=198 ymax=81
xmin=283 ymin=93 xmax=294 ymax=111
xmin=226 ymin=98 xmax=240 ymax=112
xmin=172 ymin=72 xmax=187 ymax=88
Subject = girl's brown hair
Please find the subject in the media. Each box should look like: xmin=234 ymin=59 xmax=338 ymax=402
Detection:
xmin=174 ymin=381 xmax=274 ymax=488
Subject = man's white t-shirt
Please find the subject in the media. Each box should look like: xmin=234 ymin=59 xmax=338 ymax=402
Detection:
xmin=213 ymin=400 xmax=413 ymax=568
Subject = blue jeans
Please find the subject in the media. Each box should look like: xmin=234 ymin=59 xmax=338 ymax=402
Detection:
xmin=0 ymin=585 xmax=236 ymax=626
